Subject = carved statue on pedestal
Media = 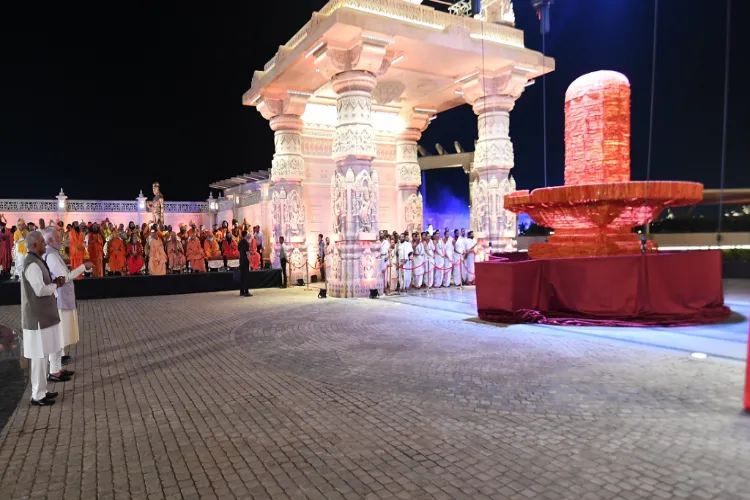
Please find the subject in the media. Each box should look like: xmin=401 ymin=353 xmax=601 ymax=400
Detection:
xmin=147 ymin=182 xmax=165 ymax=227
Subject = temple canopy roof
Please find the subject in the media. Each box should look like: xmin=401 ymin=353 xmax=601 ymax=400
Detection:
xmin=243 ymin=0 xmax=554 ymax=116
xmin=209 ymin=171 xmax=270 ymax=191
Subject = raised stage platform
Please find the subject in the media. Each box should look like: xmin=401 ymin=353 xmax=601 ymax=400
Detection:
xmin=476 ymin=251 xmax=732 ymax=326
xmin=0 ymin=269 xmax=281 ymax=306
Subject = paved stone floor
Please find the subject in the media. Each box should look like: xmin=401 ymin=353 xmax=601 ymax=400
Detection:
xmin=0 ymin=287 xmax=749 ymax=500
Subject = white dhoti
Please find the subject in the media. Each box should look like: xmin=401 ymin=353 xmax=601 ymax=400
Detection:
xmin=207 ymin=260 xmax=223 ymax=270
xmin=24 ymin=322 xmax=63 ymax=401
xmin=227 ymin=259 xmax=239 ymax=269
xmin=389 ymin=255 xmax=399 ymax=292
xmin=453 ymin=256 xmax=462 ymax=286
xmin=401 ymin=261 xmax=411 ymax=291
xmin=442 ymin=256 xmax=453 ymax=287
xmin=413 ymin=256 xmax=424 ymax=287
xmin=434 ymin=257 xmax=444 ymax=288
xmin=425 ymin=259 xmax=434 ymax=288
xmin=465 ymin=254 xmax=475 ymax=283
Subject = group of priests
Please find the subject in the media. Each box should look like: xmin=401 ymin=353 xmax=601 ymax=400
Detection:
xmin=378 ymin=227 xmax=477 ymax=294
xmin=0 ymin=215 xmax=264 ymax=279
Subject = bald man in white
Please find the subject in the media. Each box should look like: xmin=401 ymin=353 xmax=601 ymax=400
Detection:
xmin=20 ymin=231 xmax=66 ymax=406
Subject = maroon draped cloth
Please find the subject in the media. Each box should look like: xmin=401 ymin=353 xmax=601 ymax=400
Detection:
xmin=476 ymin=251 xmax=731 ymax=326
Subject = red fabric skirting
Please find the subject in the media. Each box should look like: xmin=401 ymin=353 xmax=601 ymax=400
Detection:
xmin=476 ymin=251 xmax=731 ymax=327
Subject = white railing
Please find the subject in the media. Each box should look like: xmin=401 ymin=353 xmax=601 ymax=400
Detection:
xmin=164 ymin=201 xmax=209 ymax=213
xmin=0 ymin=199 xmax=210 ymax=214
xmin=0 ymin=199 xmax=58 ymax=212
xmin=67 ymin=200 xmax=139 ymax=212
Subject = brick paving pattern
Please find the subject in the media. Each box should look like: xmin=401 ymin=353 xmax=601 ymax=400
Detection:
xmin=0 ymin=289 xmax=749 ymax=500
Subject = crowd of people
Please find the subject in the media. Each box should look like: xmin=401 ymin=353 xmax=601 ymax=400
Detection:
xmin=0 ymin=215 xmax=265 ymax=279
xmin=376 ymin=227 xmax=477 ymax=294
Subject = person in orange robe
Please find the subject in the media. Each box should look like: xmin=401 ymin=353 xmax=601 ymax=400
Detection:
xmin=87 ymin=223 xmax=105 ymax=277
xmin=166 ymin=233 xmax=186 ymax=273
xmin=249 ymin=235 xmax=261 ymax=271
xmin=222 ymin=234 xmax=239 ymax=259
xmin=127 ymin=235 xmax=145 ymax=275
xmin=107 ymin=232 xmax=127 ymax=275
xmin=68 ymin=221 xmax=87 ymax=280
xmin=148 ymin=233 xmax=167 ymax=275
xmin=203 ymin=232 xmax=222 ymax=272
xmin=186 ymin=235 xmax=206 ymax=272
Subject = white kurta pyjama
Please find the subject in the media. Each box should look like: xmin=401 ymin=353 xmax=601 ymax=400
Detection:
xmin=22 ymin=262 xmax=63 ymax=401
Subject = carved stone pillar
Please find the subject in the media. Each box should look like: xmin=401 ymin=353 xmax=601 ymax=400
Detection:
xmin=258 ymin=93 xmax=308 ymax=280
xmin=462 ymin=69 xmax=529 ymax=256
xmin=316 ymin=41 xmax=387 ymax=297
xmin=396 ymin=111 xmax=432 ymax=233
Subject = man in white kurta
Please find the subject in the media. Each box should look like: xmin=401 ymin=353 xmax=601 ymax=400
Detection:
xmin=412 ymin=233 xmax=425 ymax=288
xmin=44 ymin=229 xmax=91 ymax=377
xmin=398 ymin=233 xmax=412 ymax=292
xmin=452 ymin=229 xmax=464 ymax=286
xmin=464 ymin=231 xmax=477 ymax=285
xmin=21 ymin=231 xmax=65 ymax=406
xmin=425 ymin=232 xmax=436 ymax=289
xmin=434 ymin=233 xmax=445 ymax=288
xmin=443 ymin=232 xmax=454 ymax=287
xmin=378 ymin=232 xmax=390 ymax=293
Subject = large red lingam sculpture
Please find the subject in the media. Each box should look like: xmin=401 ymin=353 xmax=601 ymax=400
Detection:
xmin=505 ymin=71 xmax=703 ymax=259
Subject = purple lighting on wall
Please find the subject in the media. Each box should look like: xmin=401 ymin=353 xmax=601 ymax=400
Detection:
xmin=421 ymin=169 xmax=470 ymax=231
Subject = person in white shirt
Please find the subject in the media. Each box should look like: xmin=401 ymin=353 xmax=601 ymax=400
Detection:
xmin=412 ymin=232 xmax=425 ymax=288
xmin=278 ymin=236 xmax=288 ymax=288
xmin=443 ymin=231 xmax=454 ymax=287
xmin=459 ymin=228 xmax=471 ymax=283
xmin=434 ymin=232 xmax=445 ymax=288
xmin=20 ymin=231 xmax=67 ymax=406
xmin=464 ymin=231 xmax=477 ymax=285
xmin=452 ymin=229 xmax=464 ymax=286
xmin=378 ymin=232 xmax=390 ymax=292
xmin=398 ymin=232 xmax=412 ymax=292
xmin=425 ymin=232 xmax=436 ymax=288
xmin=388 ymin=237 xmax=399 ymax=293
xmin=43 ymin=228 xmax=92 ymax=381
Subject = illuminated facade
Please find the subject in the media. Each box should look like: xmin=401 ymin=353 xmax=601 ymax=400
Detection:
xmin=242 ymin=0 xmax=553 ymax=297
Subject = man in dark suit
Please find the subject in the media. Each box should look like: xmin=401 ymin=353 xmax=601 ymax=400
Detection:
xmin=238 ymin=231 xmax=252 ymax=297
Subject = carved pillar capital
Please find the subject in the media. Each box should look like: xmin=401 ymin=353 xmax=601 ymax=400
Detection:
xmin=314 ymin=40 xmax=388 ymax=80
xmin=257 ymin=92 xmax=309 ymax=121
xmin=461 ymin=68 xmax=531 ymax=114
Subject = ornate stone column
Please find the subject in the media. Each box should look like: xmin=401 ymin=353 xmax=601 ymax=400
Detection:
xmin=396 ymin=110 xmax=432 ymax=233
xmin=257 ymin=93 xmax=308 ymax=281
xmin=462 ymin=68 xmax=529 ymax=255
xmin=315 ymin=41 xmax=387 ymax=297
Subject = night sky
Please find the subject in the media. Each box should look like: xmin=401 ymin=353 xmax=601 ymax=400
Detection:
xmin=1 ymin=0 xmax=747 ymax=202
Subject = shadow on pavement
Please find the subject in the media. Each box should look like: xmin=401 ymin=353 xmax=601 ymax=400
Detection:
xmin=0 ymin=325 xmax=26 ymax=433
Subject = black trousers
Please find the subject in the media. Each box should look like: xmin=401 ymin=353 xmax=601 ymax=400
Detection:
xmin=280 ymin=258 xmax=288 ymax=287
xmin=319 ymin=258 xmax=326 ymax=282
xmin=239 ymin=263 xmax=250 ymax=295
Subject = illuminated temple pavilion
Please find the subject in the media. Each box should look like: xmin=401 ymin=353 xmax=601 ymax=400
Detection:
xmin=239 ymin=0 xmax=554 ymax=298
